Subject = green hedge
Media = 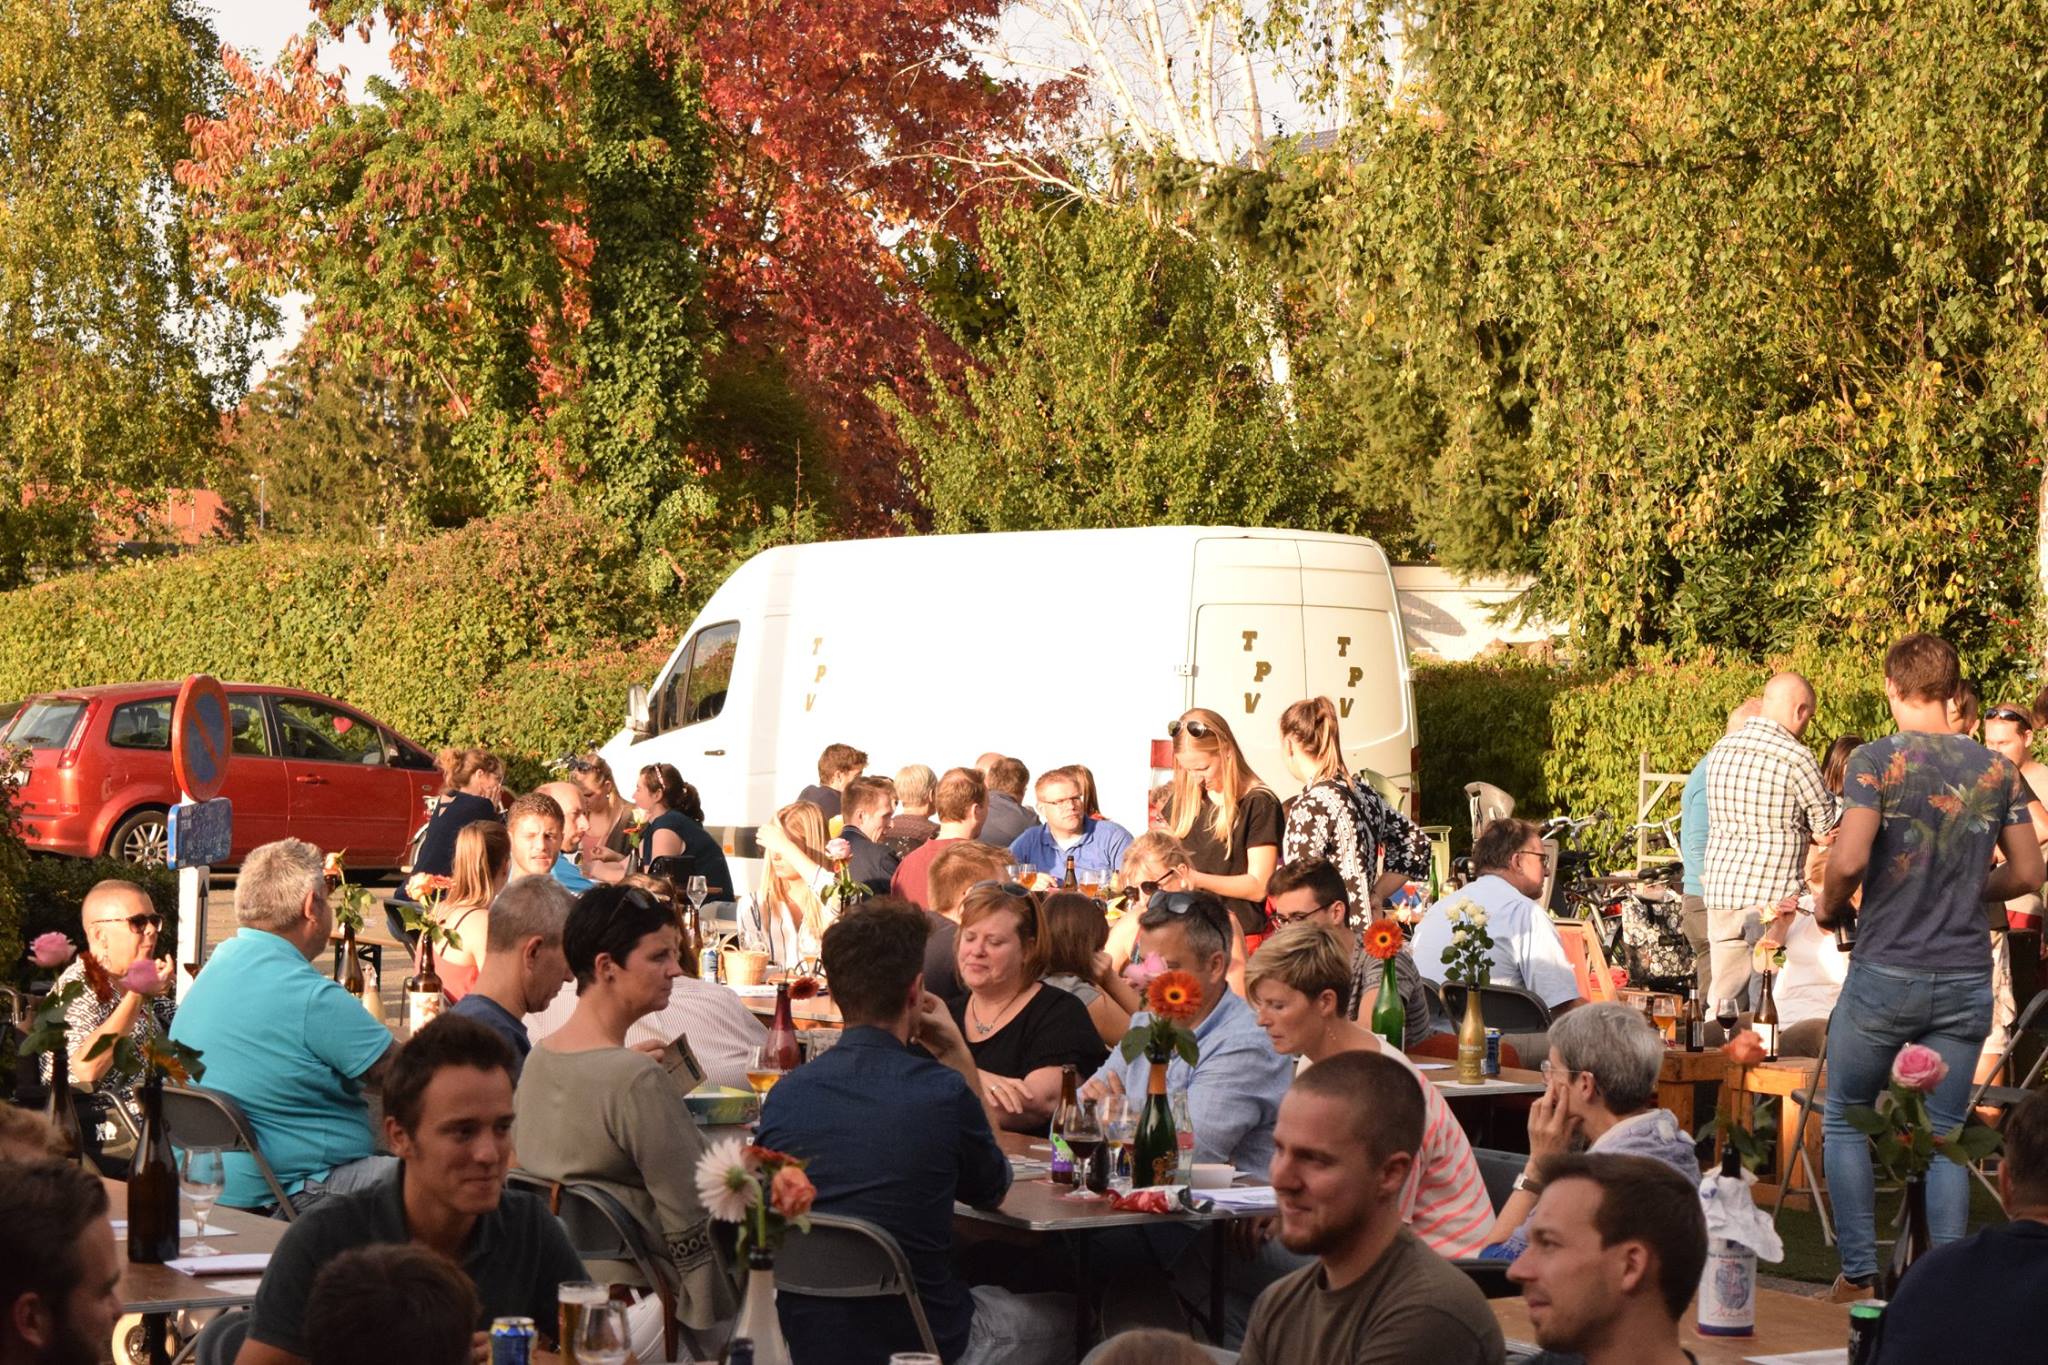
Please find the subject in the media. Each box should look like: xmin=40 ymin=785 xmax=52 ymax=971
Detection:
xmin=1415 ymin=659 xmax=1588 ymax=850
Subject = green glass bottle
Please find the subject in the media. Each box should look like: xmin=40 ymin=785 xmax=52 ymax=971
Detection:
xmin=1369 ymin=955 xmax=1406 ymax=1049
xmin=1131 ymin=1056 xmax=1178 ymax=1188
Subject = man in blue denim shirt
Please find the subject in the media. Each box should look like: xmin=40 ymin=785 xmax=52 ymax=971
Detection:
xmin=1818 ymin=633 xmax=2042 ymax=1302
xmin=757 ymin=902 xmax=1071 ymax=1365
xmin=1082 ymin=891 xmax=1295 ymax=1179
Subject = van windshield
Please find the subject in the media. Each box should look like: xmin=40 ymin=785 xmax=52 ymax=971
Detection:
xmin=3 ymin=699 xmax=87 ymax=750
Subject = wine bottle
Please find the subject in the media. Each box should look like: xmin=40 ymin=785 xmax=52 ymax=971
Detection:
xmin=1684 ymin=984 xmax=1705 ymax=1053
xmin=766 ymin=983 xmax=802 ymax=1073
xmin=341 ymin=924 xmax=366 ymax=999
xmin=1048 ymin=1065 xmax=1080 ymax=1186
xmin=127 ymin=1073 xmax=180 ymax=1263
xmin=1755 ymin=970 xmax=1779 ymax=1060
xmin=405 ymin=935 xmax=445 ymax=1036
xmin=1131 ymin=1061 xmax=1178 ymax=1189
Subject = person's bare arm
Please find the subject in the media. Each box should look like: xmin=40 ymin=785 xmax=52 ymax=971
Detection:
xmin=647 ymin=828 xmax=685 ymax=861
xmin=233 ymin=1339 xmax=307 ymax=1365
xmin=1190 ymin=844 xmax=1277 ymax=905
xmin=1817 ymin=808 xmax=1879 ymax=928
xmin=1985 ymin=821 xmax=2047 ymax=903
xmin=72 ymin=986 xmax=150 ymax=1086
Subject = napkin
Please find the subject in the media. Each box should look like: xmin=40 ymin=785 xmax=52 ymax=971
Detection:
xmin=1698 ymin=1166 xmax=1784 ymax=1262
xmin=167 ymin=1253 xmax=272 ymax=1275
xmin=1202 ymin=1186 xmax=1279 ymax=1212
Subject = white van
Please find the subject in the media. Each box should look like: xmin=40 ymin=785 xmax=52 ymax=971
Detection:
xmin=598 ymin=526 xmax=1418 ymax=871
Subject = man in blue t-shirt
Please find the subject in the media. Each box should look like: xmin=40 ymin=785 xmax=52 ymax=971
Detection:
xmin=1875 ymin=1091 xmax=2048 ymax=1361
xmin=1818 ymin=632 xmax=2043 ymax=1301
xmin=756 ymin=902 xmax=1071 ymax=1365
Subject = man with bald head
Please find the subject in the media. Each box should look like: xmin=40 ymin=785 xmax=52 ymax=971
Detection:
xmin=1678 ymin=698 xmax=1762 ymax=1000
xmin=1703 ymin=673 xmax=1838 ymax=1009
xmin=44 ymin=880 xmax=175 ymax=1145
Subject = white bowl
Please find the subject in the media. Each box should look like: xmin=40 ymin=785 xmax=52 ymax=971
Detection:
xmin=1190 ymin=1163 xmax=1237 ymax=1189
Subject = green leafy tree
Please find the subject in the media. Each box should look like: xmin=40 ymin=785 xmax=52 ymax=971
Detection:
xmin=0 ymin=0 xmax=268 ymax=587
xmin=888 ymin=203 xmax=1341 ymax=533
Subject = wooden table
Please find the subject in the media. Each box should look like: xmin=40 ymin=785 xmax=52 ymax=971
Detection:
xmin=1430 ymin=1065 xmax=1549 ymax=1100
xmin=1495 ymin=1285 xmax=1848 ymax=1364
xmin=1723 ymin=1057 xmax=1826 ymax=1209
xmin=1657 ymin=1046 xmax=1733 ymax=1134
xmin=105 ymin=1181 xmax=286 ymax=1364
xmin=1430 ymin=1065 xmax=1548 ymax=1150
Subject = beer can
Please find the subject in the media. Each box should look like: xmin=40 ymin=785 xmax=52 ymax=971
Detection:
xmin=1847 ymin=1299 xmax=1886 ymax=1364
xmin=700 ymin=944 xmax=722 ymax=982
xmin=488 ymin=1317 xmax=535 ymax=1365
xmin=1483 ymin=1028 xmax=1502 ymax=1077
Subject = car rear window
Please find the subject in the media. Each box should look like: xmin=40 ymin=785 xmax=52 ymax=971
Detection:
xmin=106 ymin=699 xmax=174 ymax=750
xmin=3 ymin=699 xmax=88 ymax=750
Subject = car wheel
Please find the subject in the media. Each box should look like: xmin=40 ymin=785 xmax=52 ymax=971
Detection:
xmin=108 ymin=809 xmax=170 ymax=867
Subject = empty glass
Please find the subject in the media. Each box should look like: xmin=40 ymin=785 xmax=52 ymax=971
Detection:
xmin=180 ymin=1147 xmax=226 ymax=1255
xmin=571 ymin=1298 xmax=630 ymax=1365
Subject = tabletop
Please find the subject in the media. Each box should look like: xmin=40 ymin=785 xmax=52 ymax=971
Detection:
xmin=1431 ymin=1064 xmax=1549 ymax=1099
xmin=104 ymin=1181 xmax=286 ymax=1315
xmin=953 ymin=1131 xmax=1268 ymax=1233
xmin=1494 ymin=1286 xmax=1848 ymax=1365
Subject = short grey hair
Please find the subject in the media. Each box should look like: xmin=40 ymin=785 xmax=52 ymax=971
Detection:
xmin=236 ymin=838 xmax=325 ymax=932
xmin=487 ymin=875 xmax=574 ymax=954
xmin=1551 ymin=1001 xmax=1664 ymax=1114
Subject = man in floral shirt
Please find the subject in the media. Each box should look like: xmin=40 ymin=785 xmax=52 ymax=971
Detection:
xmin=42 ymin=881 xmax=174 ymax=1147
xmin=1818 ymin=633 xmax=2043 ymax=1301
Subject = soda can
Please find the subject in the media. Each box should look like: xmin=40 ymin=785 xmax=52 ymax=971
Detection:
xmin=488 ymin=1317 xmax=535 ymax=1365
xmin=700 ymin=944 xmax=722 ymax=982
xmin=1483 ymin=1028 xmax=1502 ymax=1077
xmin=1847 ymin=1299 xmax=1886 ymax=1364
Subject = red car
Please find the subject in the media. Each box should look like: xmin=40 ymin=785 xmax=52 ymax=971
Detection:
xmin=2 ymin=682 xmax=441 ymax=868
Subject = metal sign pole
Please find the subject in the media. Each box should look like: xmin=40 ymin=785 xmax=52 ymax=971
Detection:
xmin=176 ymin=785 xmax=207 ymax=994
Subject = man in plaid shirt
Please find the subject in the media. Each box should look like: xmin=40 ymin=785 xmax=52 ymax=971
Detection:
xmin=1702 ymin=672 xmax=1839 ymax=1008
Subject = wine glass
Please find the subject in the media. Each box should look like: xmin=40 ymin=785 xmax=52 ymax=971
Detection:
xmin=747 ymin=1043 xmax=787 ymax=1097
xmin=180 ymin=1147 xmax=227 ymax=1255
xmin=686 ymin=875 xmax=709 ymax=912
xmin=1101 ymin=1094 xmax=1137 ymax=1192
xmin=571 ymin=1298 xmax=630 ymax=1365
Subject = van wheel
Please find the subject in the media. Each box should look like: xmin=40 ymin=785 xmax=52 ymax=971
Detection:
xmin=108 ymin=809 xmax=170 ymax=867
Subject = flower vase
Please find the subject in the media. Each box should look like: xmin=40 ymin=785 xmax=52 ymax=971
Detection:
xmin=1369 ymin=954 xmax=1406 ymax=1050
xmin=1456 ymin=986 xmax=1486 ymax=1084
xmin=1879 ymin=1176 xmax=1932 ymax=1300
xmin=732 ymin=1246 xmax=792 ymax=1365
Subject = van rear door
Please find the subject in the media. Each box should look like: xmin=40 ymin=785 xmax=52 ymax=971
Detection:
xmin=1189 ymin=537 xmax=1305 ymax=789
xmin=1300 ymin=538 xmax=1415 ymax=803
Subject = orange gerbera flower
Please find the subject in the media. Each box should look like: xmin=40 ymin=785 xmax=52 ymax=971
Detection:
xmin=1363 ymin=919 xmax=1404 ymax=961
xmin=1147 ymin=970 xmax=1204 ymax=1021
xmin=788 ymin=976 xmax=821 ymax=1001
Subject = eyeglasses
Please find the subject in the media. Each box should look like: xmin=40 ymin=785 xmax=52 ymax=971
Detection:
xmin=565 ymin=756 xmax=599 ymax=773
xmin=1537 ymin=1061 xmax=1585 ymax=1082
xmin=1267 ymin=902 xmax=1335 ymax=928
xmin=1986 ymin=707 xmax=2032 ymax=728
xmin=1512 ymin=849 xmax=1547 ymax=866
xmin=93 ymin=913 xmax=163 ymax=933
xmin=1041 ymin=794 xmax=1085 ymax=808
xmin=1167 ymin=718 xmax=1213 ymax=740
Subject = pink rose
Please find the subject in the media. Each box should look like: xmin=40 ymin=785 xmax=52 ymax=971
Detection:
xmin=29 ymin=933 xmax=75 ymax=970
xmin=825 ymin=838 xmax=851 ymax=863
xmin=1891 ymin=1043 xmax=1949 ymax=1094
xmin=770 ymin=1164 xmax=815 ymax=1219
xmin=119 ymin=960 xmax=165 ymax=997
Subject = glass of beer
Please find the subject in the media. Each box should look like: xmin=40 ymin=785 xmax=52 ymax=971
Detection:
xmin=747 ymin=1043 xmax=787 ymax=1096
xmin=557 ymin=1281 xmax=606 ymax=1355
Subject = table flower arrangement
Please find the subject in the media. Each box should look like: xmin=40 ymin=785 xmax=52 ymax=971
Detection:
xmin=401 ymin=872 xmax=462 ymax=952
xmin=1363 ymin=918 xmax=1406 ymax=1048
xmin=696 ymin=1139 xmax=816 ymax=1365
xmin=1119 ymin=958 xmax=1204 ymax=1063
xmin=325 ymin=851 xmax=378 ymax=937
xmin=823 ymin=836 xmax=865 ymax=908
xmin=1435 ymin=897 xmax=1495 ymax=1082
xmin=1844 ymin=1043 xmax=1998 ymax=1293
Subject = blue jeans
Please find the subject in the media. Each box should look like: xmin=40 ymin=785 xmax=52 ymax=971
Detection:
xmin=1822 ymin=960 xmax=1992 ymax=1281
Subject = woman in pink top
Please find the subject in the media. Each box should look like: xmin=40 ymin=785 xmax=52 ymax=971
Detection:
xmin=429 ymin=819 xmax=509 ymax=1001
xmin=1246 ymin=921 xmax=1494 ymax=1259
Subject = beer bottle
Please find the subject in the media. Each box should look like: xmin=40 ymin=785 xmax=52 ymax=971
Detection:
xmin=405 ymin=935 xmax=445 ymax=1036
xmin=127 ymin=1073 xmax=180 ymax=1263
xmin=341 ymin=924 xmax=366 ymax=999
xmin=1064 ymin=854 xmax=1078 ymax=889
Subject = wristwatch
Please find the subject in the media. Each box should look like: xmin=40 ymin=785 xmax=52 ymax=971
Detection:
xmin=1513 ymin=1169 xmax=1543 ymax=1197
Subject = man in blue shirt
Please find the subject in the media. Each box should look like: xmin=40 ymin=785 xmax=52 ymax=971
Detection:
xmin=1875 ymin=1090 xmax=2048 ymax=1362
xmin=447 ymin=875 xmax=573 ymax=1081
xmin=756 ymin=901 xmax=1071 ymax=1365
xmin=1009 ymin=767 xmax=1133 ymax=884
xmin=169 ymin=839 xmax=397 ymax=1212
xmin=1082 ymin=890 xmax=1294 ymax=1178
xmin=1678 ymin=698 xmax=1759 ymax=1002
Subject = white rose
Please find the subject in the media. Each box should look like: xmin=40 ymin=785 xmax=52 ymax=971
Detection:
xmin=1470 ymin=909 xmax=1488 ymax=928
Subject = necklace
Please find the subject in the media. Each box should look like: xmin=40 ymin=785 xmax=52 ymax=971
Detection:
xmin=968 ymin=983 xmax=1031 ymax=1037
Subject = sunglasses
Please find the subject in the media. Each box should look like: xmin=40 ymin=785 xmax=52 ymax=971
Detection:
xmin=1146 ymin=890 xmax=1231 ymax=938
xmin=95 ymin=913 xmax=164 ymax=933
xmin=565 ymin=756 xmax=600 ymax=773
xmin=1986 ymin=707 xmax=2032 ymax=728
xmin=970 ymin=880 xmax=1034 ymax=899
xmin=1167 ymin=718 xmax=1213 ymax=740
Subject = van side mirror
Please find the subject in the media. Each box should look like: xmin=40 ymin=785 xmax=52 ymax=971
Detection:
xmin=627 ymin=685 xmax=652 ymax=738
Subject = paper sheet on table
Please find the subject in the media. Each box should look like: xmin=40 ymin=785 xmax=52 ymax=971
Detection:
xmin=1743 ymin=1352 xmax=1846 ymax=1364
xmin=167 ymin=1253 xmax=271 ymax=1275
xmin=1202 ymin=1186 xmax=1278 ymax=1212
xmin=110 ymin=1220 xmax=235 ymax=1237
xmin=207 ymin=1278 xmax=265 ymax=1296
xmin=1411 ymin=1062 xmax=1450 ymax=1071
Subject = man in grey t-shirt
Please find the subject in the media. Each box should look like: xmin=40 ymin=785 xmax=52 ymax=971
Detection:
xmin=1240 ymin=1051 xmax=1503 ymax=1365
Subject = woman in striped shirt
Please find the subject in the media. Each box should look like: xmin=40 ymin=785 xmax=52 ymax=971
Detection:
xmin=1246 ymin=921 xmax=1494 ymax=1259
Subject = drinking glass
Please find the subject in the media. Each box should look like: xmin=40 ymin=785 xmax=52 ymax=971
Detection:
xmin=1101 ymin=1095 xmax=1137 ymax=1191
xmin=557 ymin=1282 xmax=606 ymax=1356
xmin=747 ymin=1043 xmax=787 ymax=1097
xmin=571 ymin=1298 xmax=630 ymax=1365
xmin=1014 ymin=863 xmax=1038 ymax=888
xmin=686 ymin=875 xmax=709 ymax=911
xmin=180 ymin=1147 xmax=227 ymax=1255
xmin=1715 ymin=998 xmax=1741 ymax=1040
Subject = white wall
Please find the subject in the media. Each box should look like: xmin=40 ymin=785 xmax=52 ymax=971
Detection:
xmin=1391 ymin=566 xmax=1561 ymax=662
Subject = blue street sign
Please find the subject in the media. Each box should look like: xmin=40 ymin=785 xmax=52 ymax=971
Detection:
xmin=168 ymin=798 xmax=233 ymax=869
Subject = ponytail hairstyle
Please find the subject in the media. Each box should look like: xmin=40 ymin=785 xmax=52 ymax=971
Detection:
xmin=637 ymin=763 xmax=686 ymax=813
xmin=1168 ymin=708 xmax=1268 ymax=858
xmin=447 ymin=820 xmax=511 ymax=908
xmin=1278 ymin=697 xmax=1345 ymax=783
xmin=436 ymin=747 xmax=504 ymax=797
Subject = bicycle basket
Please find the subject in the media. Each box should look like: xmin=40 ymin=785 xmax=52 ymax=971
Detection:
xmin=1618 ymin=891 xmax=1694 ymax=986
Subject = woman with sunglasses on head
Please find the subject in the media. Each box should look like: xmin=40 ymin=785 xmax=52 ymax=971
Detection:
xmin=948 ymin=884 xmax=1107 ymax=1132
xmin=1164 ymin=708 xmax=1283 ymax=940
xmin=43 ymin=879 xmax=176 ymax=1144
xmin=514 ymin=885 xmax=737 ymax=1357
xmin=745 ymin=800 xmax=837 ymax=969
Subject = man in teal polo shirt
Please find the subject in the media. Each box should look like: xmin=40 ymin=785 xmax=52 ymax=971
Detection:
xmin=170 ymin=838 xmax=396 ymax=1212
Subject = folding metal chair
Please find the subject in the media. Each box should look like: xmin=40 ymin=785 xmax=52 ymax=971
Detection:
xmin=1438 ymin=982 xmax=1554 ymax=1034
xmin=507 ymin=1171 xmax=699 ymax=1363
xmin=1770 ymin=1030 xmax=1834 ymax=1247
xmin=774 ymin=1213 xmax=939 ymax=1357
xmin=160 ymin=1085 xmax=296 ymax=1219
xmin=1964 ymin=987 xmax=2048 ymax=1201
xmin=1471 ymin=1147 xmax=1528 ymax=1215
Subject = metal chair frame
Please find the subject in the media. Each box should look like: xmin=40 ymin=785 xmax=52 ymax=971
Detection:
xmin=160 ymin=1085 xmax=297 ymax=1220
xmin=1964 ymin=986 xmax=2048 ymax=1202
xmin=1770 ymin=1028 xmax=1834 ymax=1247
xmin=774 ymin=1212 xmax=940 ymax=1357
xmin=507 ymin=1171 xmax=693 ymax=1363
xmin=1438 ymin=982 xmax=1555 ymax=1034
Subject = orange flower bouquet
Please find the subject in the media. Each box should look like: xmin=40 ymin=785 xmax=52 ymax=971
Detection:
xmin=1119 ymin=969 xmax=1206 ymax=1065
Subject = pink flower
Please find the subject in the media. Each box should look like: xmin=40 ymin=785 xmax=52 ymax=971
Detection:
xmin=825 ymin=838 xmax=851 ymax=863
xmin=119 ymin=960 xmax=166 ymax=997
xmin=1891 ymin=1043 xmax=1949 ymax=1094
xmin=770 ymin=1164 xmax=815 ymax=1219
xmin=29 ymin=933 xmax=75 ymax=970
xmin=1123 ymin=952 xmax=1168 ymax=989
